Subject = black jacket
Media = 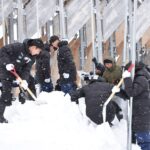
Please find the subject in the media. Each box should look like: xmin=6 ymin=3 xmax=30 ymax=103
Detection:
xmin=35 ymin=44 xmax=51 ymax=84
xmin=57 ymin=41 xmax=77 ymax=84
xmin=70 ymin=78 xmax=126 ymax=125
xmin=0 ymin=41 xmax=35 ymax=81
xmin=124 ymin=68 xmax=150 ymax=132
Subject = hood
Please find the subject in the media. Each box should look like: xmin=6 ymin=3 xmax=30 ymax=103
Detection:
xmin=103 ymin=56 xmax=116 ymax=71
xmin=44 ymin=43 xmax=50 ymax=52
xmin=135 ymin=67 xmax=150 ymax=80
xmin=58 ymin=41 xmax=68 ymax=47
xmin=89 ymin=76 xmax=106 ymax=84
xmin=23 ymin=39 xmax=30 ymax=53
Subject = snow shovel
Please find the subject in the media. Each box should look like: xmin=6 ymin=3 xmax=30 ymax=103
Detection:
xmin=102 ymin=64 xmax=134 ymax=123
xmin=10 ymin=68 xmax=37 ymax=101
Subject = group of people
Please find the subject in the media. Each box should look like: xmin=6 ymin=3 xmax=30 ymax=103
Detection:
xmin=71 ymin=57 xmax=150 ymax=150
xmin=0 ymin=35 xmax=150 ymax=150
xmin=0 ymin=35 xmax=77 ymax=123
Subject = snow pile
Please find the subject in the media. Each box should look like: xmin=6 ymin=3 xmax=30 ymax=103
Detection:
xmin=0 ymin=91 xmax=140 ymax=150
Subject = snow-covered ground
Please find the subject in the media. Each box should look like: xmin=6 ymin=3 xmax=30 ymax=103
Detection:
xmin=0 ymin=91 xmax=140 ymax=150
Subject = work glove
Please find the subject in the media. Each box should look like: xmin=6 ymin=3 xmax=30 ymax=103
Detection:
xmin=63 ymin=73 xmax=69 ymax=79
xmin=20 ymin=80 xmax=28 ymax=90
xmin=122 ymin=70 xmax=131 ymax=78
xmin=6 ymin=64 xmax=14 ymax=71
xmin=112 ymin=86 xmax=120 ymax=93
xmin=44 ymin=78 xmax=51 ymax=83
xmin=42 ymin=82 xmax=53 ymax=92
xmin=92 ymin=57 xmax=97 ymax=63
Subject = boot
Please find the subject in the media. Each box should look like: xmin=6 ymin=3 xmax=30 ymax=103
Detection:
xmin=0 ymin=102 xmax=8 ymax=123
xmin=0 ymin=116 xmax=8 ymax=123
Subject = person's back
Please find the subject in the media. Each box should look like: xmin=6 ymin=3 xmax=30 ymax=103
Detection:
xmin=35 ymin=43 xmax=53 ymax=92
xmin=57 ymin=40 xmax=77 ymax=94
xmin=123 ymin=61 xmax=150 ymax=150
xmin=70 ymin=78 xmax=116 ymax=125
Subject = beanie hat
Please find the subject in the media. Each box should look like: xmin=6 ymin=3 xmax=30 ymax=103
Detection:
xmin=28 ymin=38 xmax=44 ymax=49
xmin=103 ymin=59 xmax=113 ymax=64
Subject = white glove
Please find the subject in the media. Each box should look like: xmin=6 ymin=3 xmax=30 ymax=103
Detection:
xmin=63 ymin=73 xmax=69 ymax=79
xmin=44 ymin=78 xmax=51 ymax=83
xmin=13 ymin=79 xmax=20 ymax=85
xmin=122 ymin=70 xmax=131 ymax=78
xmin=6 ymin=64 xmax=14 ymax=71
xmin=20 ymin=80 xmax=28 ymax=90
xmin=112 ymin=86 xmax=120 ymax=93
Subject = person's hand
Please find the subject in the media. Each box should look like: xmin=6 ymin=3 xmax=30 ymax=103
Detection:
xmin=63 ymin=73 xmax=69 ymax=79
xmin=6 ymin=64 xmax=14 ymax=71
xmin=44 ymin=78 xmax=51 ymax=83
xmin=122 ymin=70 xmax=131 ymax=78
xmin=92 ymin=57 xmax=97 ymax=63
xmin=20 ymin=80 xmax=28 ymax=90
xmin=112 ymin=86 xmax=120 ymax=93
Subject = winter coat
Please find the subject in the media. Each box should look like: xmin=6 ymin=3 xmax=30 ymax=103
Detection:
xmin=0 ymin=41 xmax=35 ymax=81
xmin=70 ymin=78 xmax=118 ymax=125
xmin=35 ymin=43 xmax=51 ymax=84
xmin=57 ymin=41 xmax=77 ymax=85
xmin=103 ymin=57 xmax=122 ymax=84
xmin=124 ymin=68 xmax=150 ymax=132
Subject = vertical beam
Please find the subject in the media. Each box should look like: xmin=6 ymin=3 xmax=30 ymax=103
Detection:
xmin=95 ymin=0 xmax=103 ymax=63
xmin=122 ymin=0 xmax=129 ymax=67
xmin=136 ymin=39 xmax=142 ymax=62
xmin=36 ymin=0 xmax=40 ymax=37
xmin=1 ymin=0 xmax=6 ymax=45
xmin=46 ymin=20 xmax=52 ymax=40
xmin=59 ymin=0 xmax=67 ymax=39
xmin=17 ymin=0 xmax=25 ymax=42
xmin=90 ymin=0 xmax=96 ymax=72
xmin=127 ymin=1 xmax=137 ymax=150
xmin=8 ymin=13 xmax=14 ymax=43
xmin=79 ymin=25 xmax=87 ymax=70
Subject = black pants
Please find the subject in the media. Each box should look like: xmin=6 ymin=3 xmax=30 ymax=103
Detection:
xmin=1 ymin=80 xmax=12 ymax=106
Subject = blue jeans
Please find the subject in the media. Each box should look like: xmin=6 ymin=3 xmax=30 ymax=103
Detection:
xmin=61 ymin=83 xmax=76 ymax=94
xmin=41 ymin=82 xmax=53 ymax=92
xmin=135 ymin=131 xmax=150 ymax=150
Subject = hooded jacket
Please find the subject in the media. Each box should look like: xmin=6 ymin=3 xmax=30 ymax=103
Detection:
xmin=103 ymin=56 xmax=122 ymax=84
xmin=35 ymin=43 xmax=51 ymax=84
xmin=57 ymin=41 xmax=77 ymax=84
xmin=124 ymin=67 xmax=150 ymax=132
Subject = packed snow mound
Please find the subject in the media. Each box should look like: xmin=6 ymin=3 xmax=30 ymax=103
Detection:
xmin=0 ymin=91 xmax=140 ymax=150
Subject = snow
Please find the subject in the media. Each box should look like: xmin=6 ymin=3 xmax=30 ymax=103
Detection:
xmin=0 ymin=91 xmax=140 ymax=150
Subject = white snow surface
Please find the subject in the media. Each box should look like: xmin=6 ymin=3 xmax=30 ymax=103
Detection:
xmin=0 ymin=91 xmax=140 ymax=150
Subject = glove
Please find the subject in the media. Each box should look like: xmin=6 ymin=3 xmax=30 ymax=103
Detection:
xmin=20 ymin=80 xmax=28 ymax=90
xmin=63 ymin=73 xmax=69 ymax=79
xmin=112 ymin=86 xmax=120 ymax=93
xmin=92 ymin=57 xmax=97 ymax=63
xmin=0 ymin=82 xmax=2 ymax=87
xmin=13 ymin=79 xmax=20 ymax=85
xmin=12 ymin=79 xmax=20 ymax=87
xmin=6 ymin=64 xmax=14 ymax=71
xmin=42 ymin=82 xmax=53 ymax=92
xmin=44 ymin=78 xmax=51 ymax=83
xmin=122 ymin=70 xmax=131 ymax=78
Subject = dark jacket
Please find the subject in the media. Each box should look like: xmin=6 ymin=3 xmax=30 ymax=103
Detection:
xmin=70 ymin=78 xmax=120 ymax=125
xmin=103 ymin=56 xmax=122 ymax=84
xmin=35 ymin=43 xmax=51 ymax=84
xmin=0 ymin=40 xmax=35 ymax=81
xmin=124 ymin=68 xmax=150 ymax=132
xmin=57 ymin=41 xmax=77 ymax=84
